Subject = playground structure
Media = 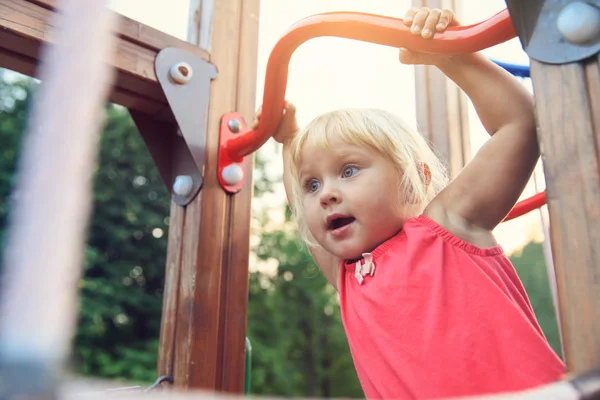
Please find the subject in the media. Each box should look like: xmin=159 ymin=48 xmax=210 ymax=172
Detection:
xmin=0 ymin=0 xmax=599 ymax=397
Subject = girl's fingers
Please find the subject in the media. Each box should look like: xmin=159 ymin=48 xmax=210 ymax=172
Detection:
xmin=438 ymin=9 xmax=458 ymax=30
xmin=403 ymin=7 xmax=420 ymax=26
xmin=422 ymin=8 xmax=441 ymax=38
xmin=410 ymin=8 xmax=430 ymax=35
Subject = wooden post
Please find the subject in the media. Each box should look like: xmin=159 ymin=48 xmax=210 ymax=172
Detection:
xmin=530 ymin=55 xmax=600 ymax=373
xmin=0 ymin=0 xmax=118 ymax=394
xmin=155 ymin=0 xmax=260 ymax=392
xmin=411 ymin=0 xmax=470 ymax=178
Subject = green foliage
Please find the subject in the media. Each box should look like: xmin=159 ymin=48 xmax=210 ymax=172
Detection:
xmin=74 ymin=103 xmax=171 ymax=383
xmin=0 ymin=70 xmax=32 ymax=263
xmin=0 ymin=69 xmax=563 ymax=397
xmin=509 ymin=241 xmax=563 ymax=359
xmin=0 ymin=70 xmax=169 ymax=383
xmin=249 ymin=228 xmax=363 ymax=398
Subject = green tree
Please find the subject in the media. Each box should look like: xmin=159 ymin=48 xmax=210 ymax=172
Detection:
xmin=74 ymin=103 xmax=171 ymax=382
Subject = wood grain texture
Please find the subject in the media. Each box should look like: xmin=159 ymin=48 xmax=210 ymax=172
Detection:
xmin=160 ymin=0 xmax=260 ymax=392
xmin=530 ymin=55 xmax=600 ymax=373
xmin=411 ymin=0 xmax=471 ymax=178
xmin=156 ymin=193 xmax=186 ymax=378
xmin=0 ymin=0 xmax=208 ymax=117
xmin=219 ymin=0 xmax=260 ymax=391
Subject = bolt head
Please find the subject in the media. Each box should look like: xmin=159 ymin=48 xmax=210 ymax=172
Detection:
xmin=557 ymin=2 xmax=600 ymax=44
xmin=173 ymin=175 xmax=194 ymax=196
xmin=222 ymin=164 xmax=244 ymax=185
xmin=228 ymin=119 xmax=241 ymax=133
xmin=169 ymin=62 xmax=193 ymax=84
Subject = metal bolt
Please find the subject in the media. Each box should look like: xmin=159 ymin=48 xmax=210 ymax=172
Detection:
xmin=169 ymin=62 xmax=193 ymax=84
xmin=557 ymin=2 xmax=600 ymax=45
xmin=228 ymin=118 xmax=241 ymax=133
xmin=221 ymin=164 xmax=244 ymax=185
xmin=173 ymin=175 xmax=194 ymax=196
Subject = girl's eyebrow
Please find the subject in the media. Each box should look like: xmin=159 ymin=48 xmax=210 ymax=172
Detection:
xmin=329 ymin=144 xmax=368 ymax=157
xmin=297 ymin=165 xmax=314 ymax=181
xmin=333 ymin=149 xmax=369 ymax=162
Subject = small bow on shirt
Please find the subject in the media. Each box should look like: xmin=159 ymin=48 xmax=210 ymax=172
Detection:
xmin=354 ymin=253 xmax=375 ymax=285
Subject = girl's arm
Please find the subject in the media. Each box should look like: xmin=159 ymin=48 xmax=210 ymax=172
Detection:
xmin=402 ymin=8 xmax=540 ymax=244
xmin=430 ymin=52 xmax=539 ymax=236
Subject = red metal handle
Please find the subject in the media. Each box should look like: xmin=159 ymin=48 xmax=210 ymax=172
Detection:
xmin=221 ymin=8 xmax=544 ymax=223
xmin=503 ymin=191 xmax=547 ymax=222
xmin=224 ymin=8 xmax=516 ymax=160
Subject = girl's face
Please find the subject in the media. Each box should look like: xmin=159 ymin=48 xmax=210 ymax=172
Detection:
xmin=298 ymin=140 xmax=406 ymax=261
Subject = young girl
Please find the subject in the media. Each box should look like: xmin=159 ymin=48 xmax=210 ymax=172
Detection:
xmin=254 ymin=6 xmax=571 ymax=400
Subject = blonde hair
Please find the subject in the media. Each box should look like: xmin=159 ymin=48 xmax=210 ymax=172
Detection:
xmin=289 ymin=108 xmax=449 ymax=247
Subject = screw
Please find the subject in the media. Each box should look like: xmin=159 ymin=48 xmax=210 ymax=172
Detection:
xmin=228 ymin=119 xmax=241 ymax=133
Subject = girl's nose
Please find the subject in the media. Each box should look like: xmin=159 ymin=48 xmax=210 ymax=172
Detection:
xmin=319 ymin=183 xmax=341 ymax=207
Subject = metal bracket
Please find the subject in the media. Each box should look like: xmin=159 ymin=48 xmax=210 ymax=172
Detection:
xmin=133 ymin=47 xmax=217 ymax=206
xmin=505 ymin=0 xmax=600 ymax=64
xmin=218 ymin=112 xmax=248 ymax=193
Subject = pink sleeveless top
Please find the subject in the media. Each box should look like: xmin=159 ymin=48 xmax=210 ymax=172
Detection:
xmin=339 ymin=215 xmax=565 ymax=399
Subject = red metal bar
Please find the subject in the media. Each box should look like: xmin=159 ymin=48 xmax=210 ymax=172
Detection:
xmin=503 ymin=191 xmax=547 ymax=222
xmin=224 ymin=8 xmax=516 ymax=160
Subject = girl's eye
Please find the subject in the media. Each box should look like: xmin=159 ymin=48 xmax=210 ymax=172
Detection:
xmin=304 ymin=179 xmax=321 ymax=193
xmin=342 ymin=166 xmax=359 ymax=178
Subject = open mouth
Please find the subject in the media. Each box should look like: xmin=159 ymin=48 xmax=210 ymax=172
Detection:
xmin=327 ymin=216 xmax=356 ymax=231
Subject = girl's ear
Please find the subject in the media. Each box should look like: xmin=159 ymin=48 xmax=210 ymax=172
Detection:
xmin=403 ymin=163 xmax=432 ymax=204
xmin=420 ymin=163 xmax=431 ymax=189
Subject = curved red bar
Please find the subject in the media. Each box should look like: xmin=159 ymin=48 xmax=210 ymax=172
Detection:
xmin=503 ymin=191 xmax=547 ymax=222
xmin=224 ymin=8 xmax=516 ymax=160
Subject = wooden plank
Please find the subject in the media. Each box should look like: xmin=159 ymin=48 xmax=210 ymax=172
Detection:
xmin=0 ymin=0 xmax=209 ymax=117
xmin=219 ymin=0 xmax=260 ymax=391
xmin=180 ymin=0 xmax=241 ymax=388
xmin=530 ymin=54 xmax=600 ymax=373
xmin=0 ymin=47 xmax=37 ymax=78
xmin=25 ymin=0 xmax=208 ymax=56
xmin=0 ymin=0 xmax=118 ymax=393
xmin=156 ymin=197 xmax=186 ymax=379
xmin=166 ymin=0 xmax=259 ymax=392
xmin=411 ymin=0 xmax=470 ymax=178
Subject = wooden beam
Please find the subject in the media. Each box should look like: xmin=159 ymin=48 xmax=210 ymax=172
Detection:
xmin=530 ymin=55 xmax=600 ymax=373
xmin=0 ymin=0 xmax=209 ymax=117
xmin=411 ymin=0 xmax=470 ymax=178
xmin=155 ymin=0 xmax=260 ymax=392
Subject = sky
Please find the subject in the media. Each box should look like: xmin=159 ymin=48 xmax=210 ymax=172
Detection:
xmin=106 ymin=0 xmax=547 ymax=255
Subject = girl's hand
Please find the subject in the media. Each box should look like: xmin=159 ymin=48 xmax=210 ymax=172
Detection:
xmin=252 ymin=101 xmax=300 ymax=144
xmin=399 ymin=7 xmax=461 ymax=66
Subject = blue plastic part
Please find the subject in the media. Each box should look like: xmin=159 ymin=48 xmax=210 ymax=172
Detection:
xmin=491 ymin=59 xmax=530 ymax=78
